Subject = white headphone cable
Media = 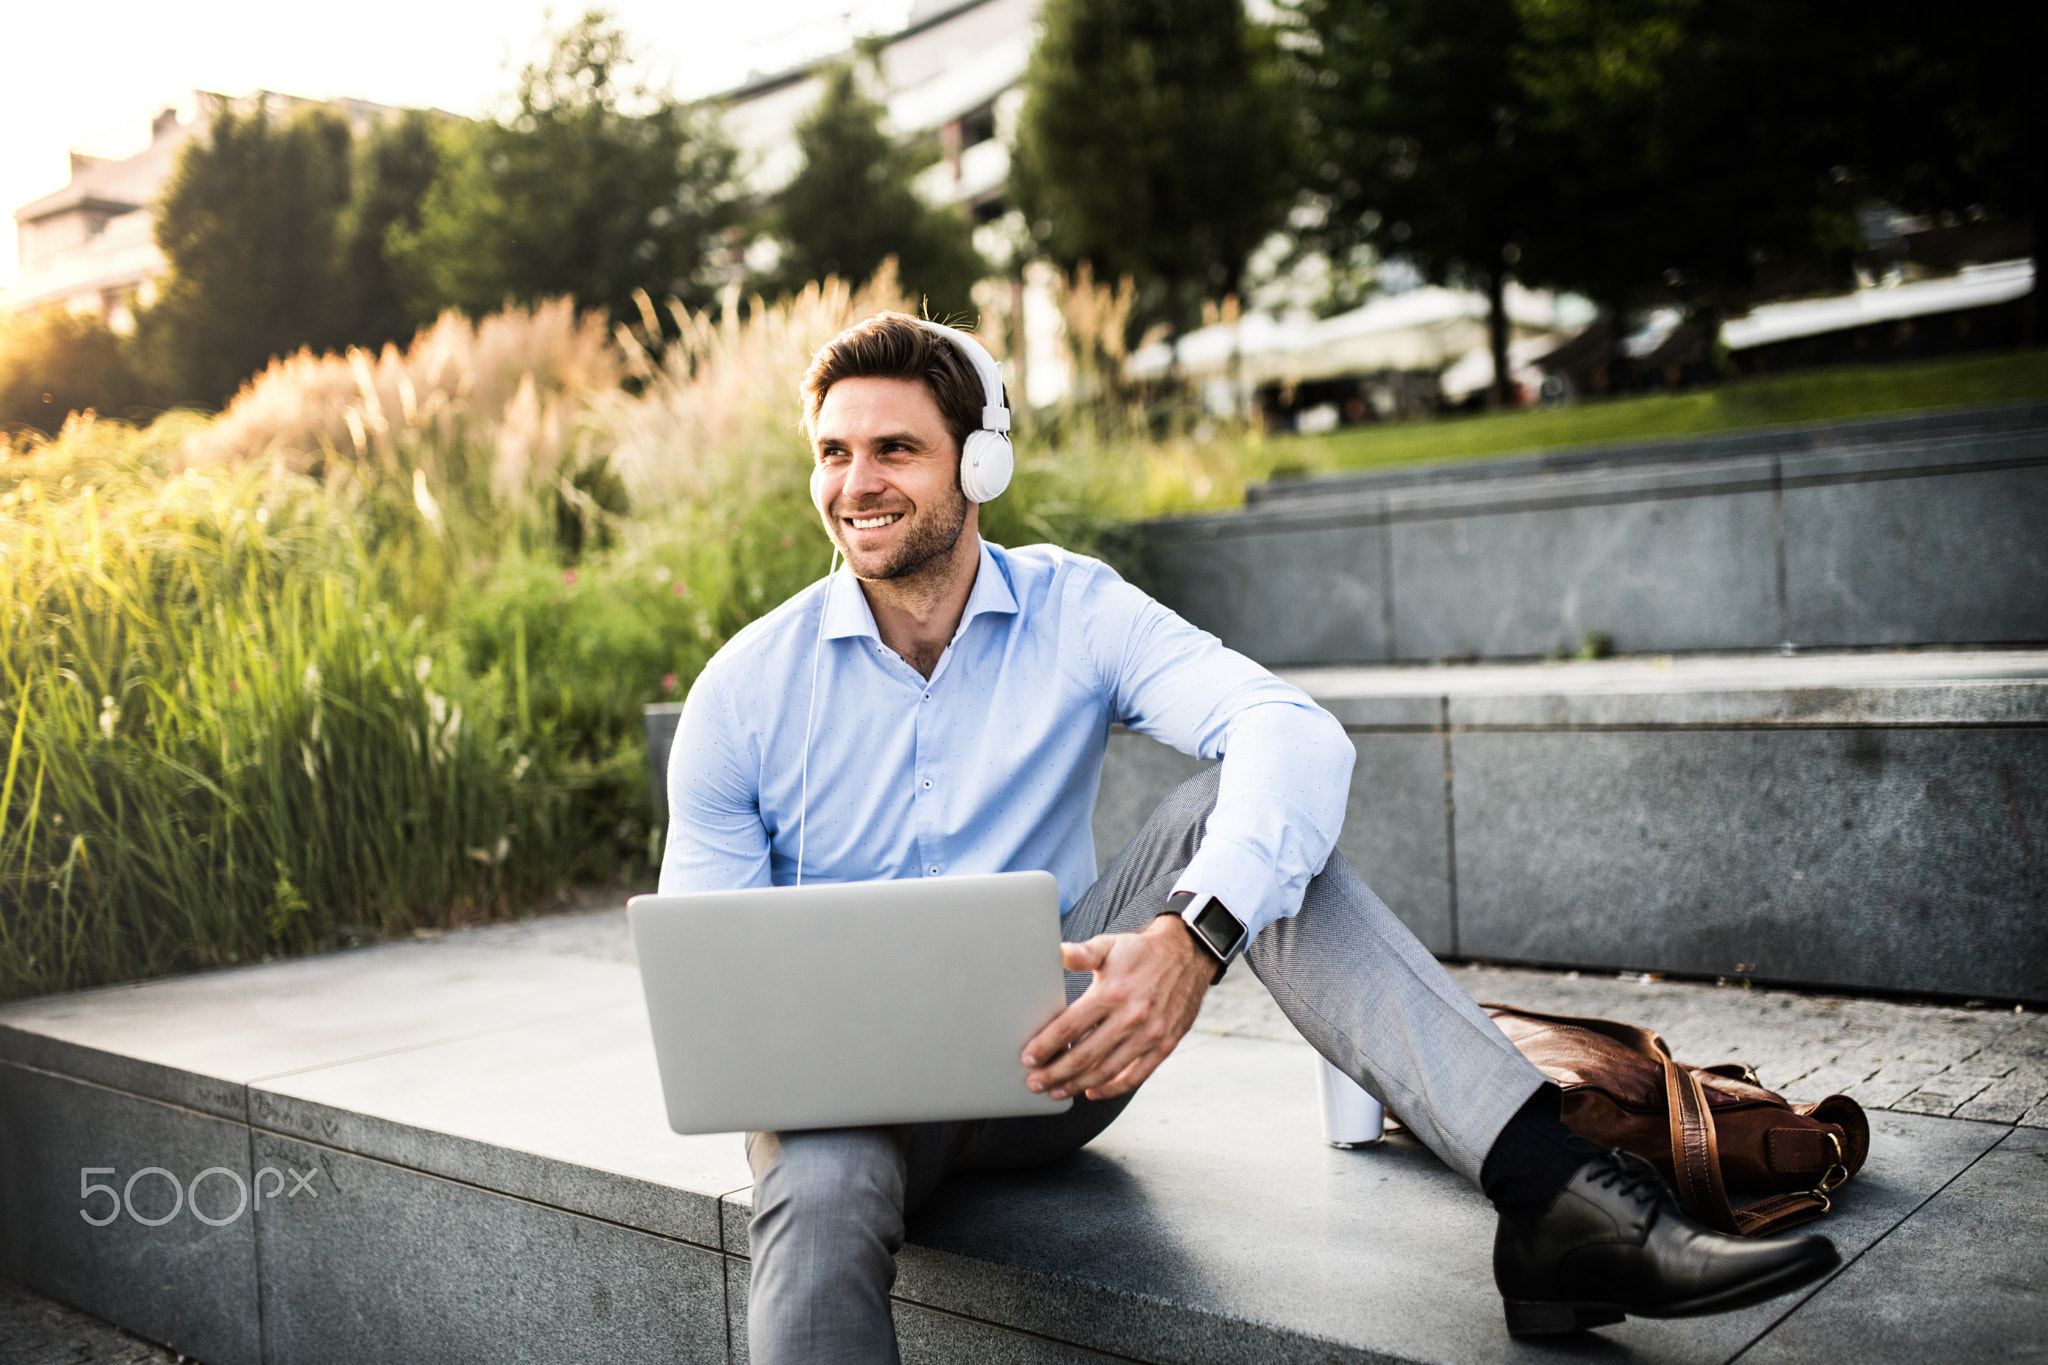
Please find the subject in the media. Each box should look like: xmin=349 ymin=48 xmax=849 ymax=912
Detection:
xmin=795 ymin=546 xmax=840 ymax=886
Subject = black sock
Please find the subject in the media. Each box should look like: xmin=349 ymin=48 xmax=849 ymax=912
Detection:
xmin=1479 ymin=1085 xmax=1604 ymax=1224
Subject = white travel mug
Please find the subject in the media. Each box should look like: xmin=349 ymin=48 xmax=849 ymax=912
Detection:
xmin=1316 ymin=1055 xmax=1385 ymax=1147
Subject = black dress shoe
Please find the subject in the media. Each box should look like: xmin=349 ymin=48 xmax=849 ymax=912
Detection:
xmin=1494 ymin=1148 xmax=1840 ymax=1336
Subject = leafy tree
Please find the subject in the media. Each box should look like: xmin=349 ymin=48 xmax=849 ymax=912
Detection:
xmin=1279 ymin=0 xmax=2033 ymax=382
xmin=1510 ymin=0 xmax=1864 ymax=345
xmin=766 ymin=61 xmax=985 ymax=319
xmin=1502 ymin=0 xmax=2048 ymax=362
xmin=1292 ymin=0 xmax=1571 ymax=403
xmin=1834 ymin=2 xmax=2041 ymax=339
xmin=0 ymin=308 xmax=152 ymax=435
xmin=389 ymin=11 xmax=742 ymax=322
xmin=1012 ymin=0 xmax=1295 ymax=336
xmin=138 ymin=105 xmax=354 ymax=408
xmin=339 ymin=110 xmax=446 ymax=351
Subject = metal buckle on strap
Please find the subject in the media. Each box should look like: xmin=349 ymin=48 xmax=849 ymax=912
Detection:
xmin=1808 ymin=1131 xmax=1850 ymax=1200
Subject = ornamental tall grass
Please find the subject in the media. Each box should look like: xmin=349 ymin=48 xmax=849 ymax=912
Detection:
xmin=0 ymin=418 xmax=545 ymax=997
xmin=0 ymin=274 xmax=1268 ymax=1000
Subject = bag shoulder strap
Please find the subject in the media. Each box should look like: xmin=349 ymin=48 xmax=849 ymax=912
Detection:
xmin=1660 ymin=1039 xmax=1738 ymax=1233
xmin=1731 ymin=1191 xmax=1834 ymax=1237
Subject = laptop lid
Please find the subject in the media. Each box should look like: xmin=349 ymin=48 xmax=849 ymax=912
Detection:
xmin=629 ymin=871 xmax=1073 ymax=1134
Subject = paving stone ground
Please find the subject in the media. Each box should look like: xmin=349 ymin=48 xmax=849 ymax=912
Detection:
xmin=1200 ymin=957 xmax=2048 ymax=1125
xmin=0 ymin=1275 xmax=181 ymax=1364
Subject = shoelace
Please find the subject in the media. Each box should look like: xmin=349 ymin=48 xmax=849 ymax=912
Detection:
xmin=1584 ymin=1148 xmax=1675 ymax=1209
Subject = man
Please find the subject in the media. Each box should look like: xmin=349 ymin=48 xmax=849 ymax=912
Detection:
xmin=660 ymin=313 xmax=1838 ymax=1363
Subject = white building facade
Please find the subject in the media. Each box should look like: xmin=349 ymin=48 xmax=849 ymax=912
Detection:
xmin=719 ymin=0 xmax=1037 ymax=219
xmin=6 ymin=91 xmax=406 ymax=331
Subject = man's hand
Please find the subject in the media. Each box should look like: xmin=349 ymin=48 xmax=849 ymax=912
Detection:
xmin=1020 ymin=913 xmax=1214 ymax=1102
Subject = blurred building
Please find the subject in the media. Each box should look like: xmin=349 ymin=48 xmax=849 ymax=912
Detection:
xmin=719 ymin=0 xmax=1069 ymax=398
xmin=718 ymin=0 xmax=1037 ymax=222
xmin=5 ymin=91 xmax=405 ymax=331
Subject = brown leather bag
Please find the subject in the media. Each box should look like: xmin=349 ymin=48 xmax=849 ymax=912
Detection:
xmin=1483 ymin=1004 xmax=1868 ymax=1237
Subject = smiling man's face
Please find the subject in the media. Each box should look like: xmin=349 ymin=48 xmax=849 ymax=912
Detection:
xmin=811 ymin=375 xmax=974 ymax=581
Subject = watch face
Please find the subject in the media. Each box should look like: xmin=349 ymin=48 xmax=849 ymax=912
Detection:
xmin=1193 ymin=899 xmax=1246 ymax=957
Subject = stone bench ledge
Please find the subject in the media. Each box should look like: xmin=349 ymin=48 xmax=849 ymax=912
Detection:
xmin=5 ymin=910 xmax=2043 ymax=1363
xmin=1279 ymin=649 xmax=2048 ymax=729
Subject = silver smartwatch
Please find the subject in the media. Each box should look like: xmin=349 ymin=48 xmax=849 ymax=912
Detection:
xmin=1166 ymin=891 xmax=1248 ymax=982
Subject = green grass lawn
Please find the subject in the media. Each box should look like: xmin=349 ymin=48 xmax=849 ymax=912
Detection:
xmin=1285 ymin=346 xmax=2048 ymax=476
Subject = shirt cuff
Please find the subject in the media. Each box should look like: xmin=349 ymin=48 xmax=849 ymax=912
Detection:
xmin=1169 ymin=848 xmax=1271 ymax=942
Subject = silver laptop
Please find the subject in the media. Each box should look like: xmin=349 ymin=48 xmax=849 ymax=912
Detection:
xmin=628 ymin=872 xmax=1073 ymax=1134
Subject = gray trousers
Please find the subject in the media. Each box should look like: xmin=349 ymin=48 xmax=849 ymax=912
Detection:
xmin=744 ymin=766 xmax=1547 ymax=1364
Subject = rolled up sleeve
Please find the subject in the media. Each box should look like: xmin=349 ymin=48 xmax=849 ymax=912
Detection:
xmin=1086 ymin=567 xmax=1354 ymax=940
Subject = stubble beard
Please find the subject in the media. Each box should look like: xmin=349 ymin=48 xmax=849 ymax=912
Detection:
xmin=828 ymin=483 xmax=971 ymax=583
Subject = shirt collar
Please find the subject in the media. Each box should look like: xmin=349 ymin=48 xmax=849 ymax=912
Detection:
xmin=818 ymin=562 xmax=879 ymax=640
xmin=818 ymin=538 xmax=1019 ymax=642
xmin=958 ymin=539 xmax=1020 ymax=634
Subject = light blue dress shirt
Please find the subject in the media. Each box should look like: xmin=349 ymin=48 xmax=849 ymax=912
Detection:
xmin=658 ymin=540 xmax=1355 ymax=942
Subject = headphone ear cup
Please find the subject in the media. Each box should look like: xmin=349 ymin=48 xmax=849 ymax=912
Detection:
xmin=959 ymin=430 xmax=1013 ymax=503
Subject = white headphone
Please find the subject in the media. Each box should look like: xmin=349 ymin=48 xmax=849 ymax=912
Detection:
xmin=915 ymin=320 xmax=1014 ymax=503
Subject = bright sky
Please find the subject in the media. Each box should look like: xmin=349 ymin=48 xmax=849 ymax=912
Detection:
xmin=0 ymin=0 xmax=914 ymax=289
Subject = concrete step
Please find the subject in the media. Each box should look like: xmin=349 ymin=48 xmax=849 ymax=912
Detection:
xmin=2 ymin=907 xmax=2041 ymax=1364
xmin=1138 ymin=400 xmax=2048 ymax=663
xmin=1093 ymin=650 xmax=2048 ymax=1001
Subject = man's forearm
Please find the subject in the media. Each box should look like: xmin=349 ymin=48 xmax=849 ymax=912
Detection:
xmin=1173 ymin=700 xmax=1353 ymax=941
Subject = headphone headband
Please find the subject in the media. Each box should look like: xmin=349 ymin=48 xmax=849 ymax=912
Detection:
xmin=914 ymin=319 xmax=1006 ymax=418
xmin=914 ymin=320 xmax=1014 ymax=502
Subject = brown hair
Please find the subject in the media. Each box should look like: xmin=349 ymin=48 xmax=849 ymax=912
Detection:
xmin=800 ymin=312 xmax=989 ymax=452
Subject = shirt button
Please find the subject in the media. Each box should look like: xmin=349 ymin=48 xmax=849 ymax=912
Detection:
xmin=921 ymin=779 xmax=932 ymax=789
xmin=928 ymin=866 xmax=939 ymax=876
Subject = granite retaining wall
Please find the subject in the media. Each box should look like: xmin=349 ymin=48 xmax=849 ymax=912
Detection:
xmin=1137 ymin=401 xmax=2048 ymax=664
xmin=1090 ymin=653 xmax=2048 ymax=1001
